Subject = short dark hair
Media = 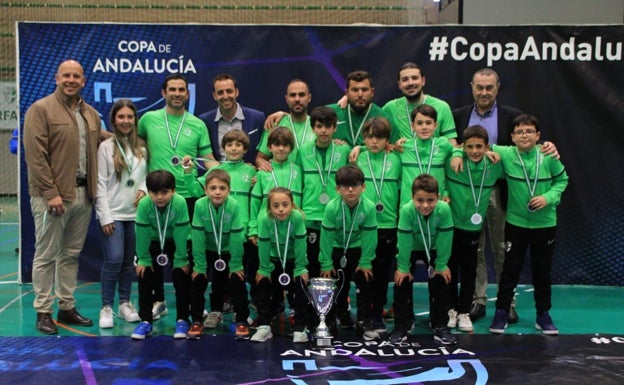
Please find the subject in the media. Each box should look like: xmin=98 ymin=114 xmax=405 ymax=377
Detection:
xmin=346 ymin=70 xmax=373 ymax=88
xmin=162 ymin=74 xmax=188 ymax=92
xmin=310 ymin=106 xmax=338 ymax=128
xmin=221 ymin=129 xmax=250 ymax=150
xmin=398 ymin=62 xmax=424 ymax=80
xmin=146 ymin=170 xmax=176 ymax=192
xmin=268 ymin=126 xmax=295 ymax=149
xmin=362 ymin=116 xmax=391 ymax=140
xmin=213 ymin=73 xmax=238 ymax=88
xmin=412 ymin=174 xmax=438 ymax=196
xmin=205 ymin=169 xmax=231 ymax=188
xmin=336 ymin=164 xmax=365 ymax=186
xmin=287 ymin=78 xmax=311 ymax=93
xmin=462 ymin=125 xmax=489 ymax=144
xmin=512 ymin=114 xmax=540 ymax=132
xmin=411 ymin=104 xmax=437 ymax=122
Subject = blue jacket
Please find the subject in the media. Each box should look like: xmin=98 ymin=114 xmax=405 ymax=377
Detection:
xmin=199 ymin=106 xmax=265 ymax=164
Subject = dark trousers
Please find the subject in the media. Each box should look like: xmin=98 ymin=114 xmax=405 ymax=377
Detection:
xmin=325 ymin=247 xmax=374 ymax=324
xmin=190 ymin=270 xmax=249 ymax=323
xmin=138 ymin=240 xmax=192 ymax=323
xmin=253 ymin=260 xmax=308 ymax=331
xmin=448 ymin=229 xmax=480 ymax=314
xmin=371 ymin=228 xmax=397 ymax=318
xmin=151 ymin=197 xmax=197 ymax=304
xmin=392 ymin=250 xmax=450 ymax=330
xmin=495 ymin=223 xmax=556 ymax=315
xmin=306 ymin=228 xmax=321 ymax=278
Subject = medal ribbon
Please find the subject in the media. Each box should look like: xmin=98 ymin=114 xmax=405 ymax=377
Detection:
xmin=289 ymin=115 xmax=310 ymax=150
xmin=366 ymin=151 xmax=386 ymax=204
xmin=415 ymin=213 xmax=432 ymax=263
xmin=313 ymin=142 xmax=335 ymax=191
xmin=515 ymin=148 xmax=540 ymax=197
xmin=164 ymin=109 xmax=187 ymax=150
xmin=154 ymin=203 xmax=172 ymax=254
xmin=341 ymin=200 xmax=361 ymax=257
xmin=270 ymin=162 xmax=294 ymax=189
xmin=273 ymin=218 xmax=292 ymax=273
xmin=208 ymin=201 xmax=225 ymax=257
xmin=414 ymin=138 xmax=435 ymax=175
xmin=347 ymin=104 xmax=371 ymax=145
xmin=466 ymin=158 xmax=488 ymax=215
xmin=114 ymin=136 xmax=134 ymax=175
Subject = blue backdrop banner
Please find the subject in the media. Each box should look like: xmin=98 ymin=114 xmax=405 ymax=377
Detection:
xmin=18 ymin=22 xmax=624 ymax=285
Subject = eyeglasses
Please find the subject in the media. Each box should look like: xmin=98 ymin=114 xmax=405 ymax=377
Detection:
xmin=512 ymin=129 xmax=537 ymax=136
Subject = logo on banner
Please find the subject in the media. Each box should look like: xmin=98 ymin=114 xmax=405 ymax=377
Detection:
xmin=0 ymin=82 xmax=18 ymax=128
xmin=279 ymin=340 xmax=488 ymax=384
xmin=93 ymin=40 xmax=197 ymax=74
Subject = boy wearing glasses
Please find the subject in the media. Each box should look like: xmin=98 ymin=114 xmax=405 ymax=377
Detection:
xmin=488 ymin=114 xmax=568 ymax=335
xmin=319 ymin=165 xmax=378 ymax=340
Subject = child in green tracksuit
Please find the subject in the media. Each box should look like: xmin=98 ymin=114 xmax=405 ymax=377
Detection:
xmin=182 ymin=129 xmax=256 ymax=327
xmin=355 ymin=116 xmax=402 ymax=333
xmin=252 ymin=187 xmax=309 ymax=343
xmin=296 ymin=106 xmax=351 ymax=277
xmin=445 ymin=125 xmax=503 ymax=333
xmin=488 ymin=114 xmax=568 ymax=336
xmin=398 ymin=104 xmax=453 ymax=206
xmin=319 ymin=164 xmax=378 ymax=340
xmin=390 ymin=174 xmax=456 ymax=346
xmin=189 ymin=169 xmax=248 ymax=339
xmin=131 ymin=170 xmax=190 ymax=340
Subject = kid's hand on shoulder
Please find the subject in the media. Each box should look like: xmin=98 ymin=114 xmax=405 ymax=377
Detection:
xmin=486 ymin=151 xmax=500 ymax=164
xmin=540 ymin=141 xmax=560 ymax=159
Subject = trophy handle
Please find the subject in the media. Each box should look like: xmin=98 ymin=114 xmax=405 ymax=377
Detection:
xmin=334 ymin=269 xmax=346 ymax=304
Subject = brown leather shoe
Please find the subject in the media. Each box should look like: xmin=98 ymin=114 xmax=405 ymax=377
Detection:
xmin=36 ymin=312 xmax=58 ymax=334
xmin=57 ymin=308 xmax=93 ymax=326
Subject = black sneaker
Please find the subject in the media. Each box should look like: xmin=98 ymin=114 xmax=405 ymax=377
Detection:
xmin=337 ymin=311 xmax=354 ymax=329
xmin=489 ymin=308 xmax=508 ymax=334
xmin=535 ymin=312 xmax=559 ymax=335
xmin=372 ymin=315 xmax=387 ymax=333
xmin=388 ymin=328 xmax=408 ymax=343
xmin=433 ymin=327 xmax=457 ymax=345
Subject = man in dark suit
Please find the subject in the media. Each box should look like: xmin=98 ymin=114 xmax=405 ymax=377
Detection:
xmin=453 ymin=68 xmax=522 ymax=324
xmin=199 ymin=74 xmax=265 ymax=164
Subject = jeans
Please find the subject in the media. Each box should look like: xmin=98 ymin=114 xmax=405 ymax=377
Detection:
xmin=99 ymin=220 xmax=136 ymax=307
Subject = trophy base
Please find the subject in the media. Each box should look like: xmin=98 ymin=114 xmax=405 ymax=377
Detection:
xmin=312 ymin=335 xmax=334 ymax=350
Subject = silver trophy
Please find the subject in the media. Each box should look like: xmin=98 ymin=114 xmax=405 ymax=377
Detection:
xmin=306 ymin=277 xmax=339 ymax=349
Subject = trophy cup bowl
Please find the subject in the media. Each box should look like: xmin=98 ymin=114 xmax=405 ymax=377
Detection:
xmin=307 ymin=277 xmax=337 ymax=349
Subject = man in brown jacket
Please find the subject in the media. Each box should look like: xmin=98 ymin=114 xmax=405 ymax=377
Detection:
xmin=24 ymin=59 xmax=102 ymax=334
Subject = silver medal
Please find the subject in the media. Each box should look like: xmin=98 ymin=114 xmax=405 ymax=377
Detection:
xmin=278 ymin=272 xmax=291 ymax=286
xmin=470 ymin=213 xmax=483 ymax=225
xmin=340 ymin=255 xmax=347 ymax=269
xmin=170 ymin=155 xmax=181 ymax=166
xmin=319 ymin=192 xmax=330 ymax=204
xmin=527 ymin=203 xmax=536 ymax=212
xmin=375 ymin=202 xmax=385 ymax=213
xmin=156 ymin=253 xmax=168 ymax=266
xmin=214 ymin=258 xmax=227 ymax=272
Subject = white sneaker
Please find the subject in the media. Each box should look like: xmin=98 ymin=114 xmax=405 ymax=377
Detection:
xmin=119 ymin=302 xmax=141 ymax=323
xmin=447 ymin=309 xmax=458 ymax=328
xmin=293 ymin=330 xmax=308 ymax=343
xmin=152 ymin=301 xmax=168 ymax=320
xmin=203 ymin=311 xmax=223 ymax=329
xmin=99 ymin=306 xmax=114 ymax=329
xmin=457 ymin=313 xmax=474 ymax=332
xmin=251 ymin=325 xmax=273 ymax=342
